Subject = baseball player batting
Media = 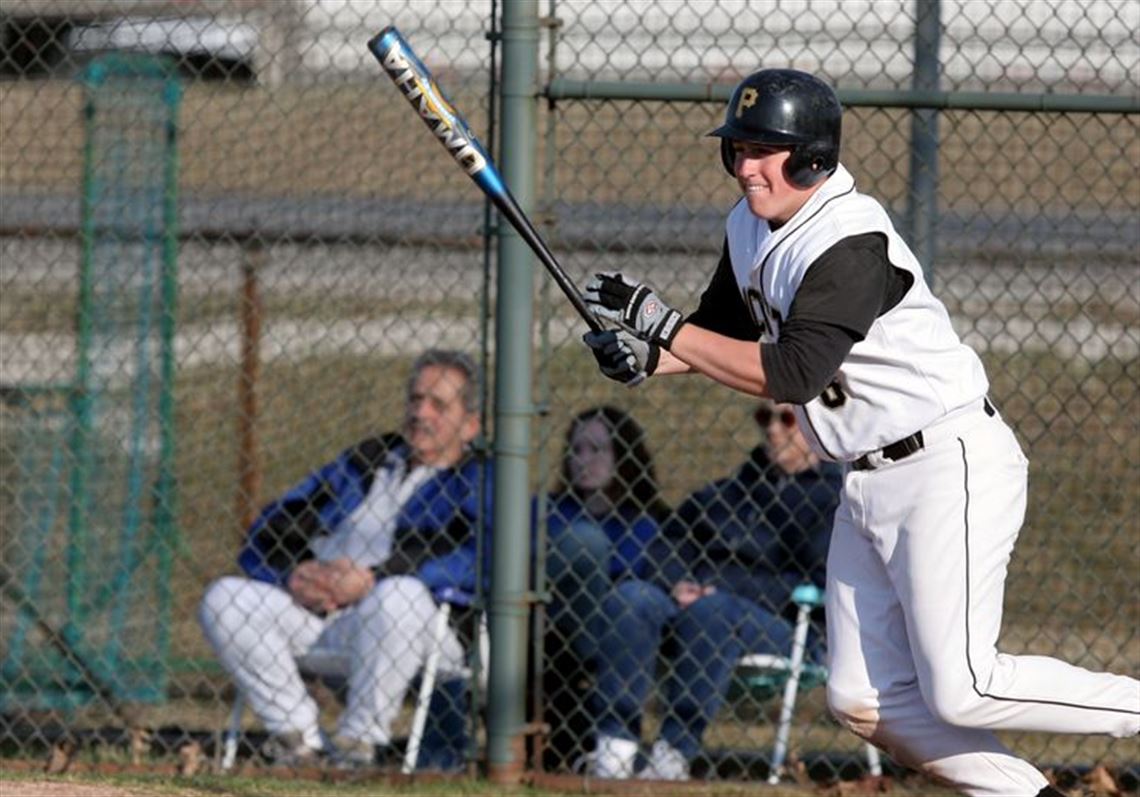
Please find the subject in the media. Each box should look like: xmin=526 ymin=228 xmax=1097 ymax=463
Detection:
xmin=582 ymin=69 xmax=1139 ymax=795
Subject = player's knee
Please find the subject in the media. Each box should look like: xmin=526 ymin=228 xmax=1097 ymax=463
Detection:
xmin=826 ymin=682 xmax=879 ymax=740
xmin=199 ymin=576 xmax=248 ymax=635
xmin=921 ymin=676 xmax=986 ymax=727
xmin=359 ymin=574 xmax=433 ymax=624
xmin=924 ymin=695 xmax=978 ymax=727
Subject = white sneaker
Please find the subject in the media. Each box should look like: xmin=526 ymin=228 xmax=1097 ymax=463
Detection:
xmin=638 ymin=739 xmax=690 ymax=781
xmin=587 ymin=734 xmax=638 ymax=779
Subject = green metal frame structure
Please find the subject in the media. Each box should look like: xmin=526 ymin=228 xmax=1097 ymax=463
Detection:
xmin=0 ymin=53 xmax=181 ymax=713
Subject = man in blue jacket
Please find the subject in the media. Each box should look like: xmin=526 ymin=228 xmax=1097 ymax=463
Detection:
xmin=199 ymin=349 xmax=490 ymax=769
xmin=588 ymin=401 xmax=841 ymax=780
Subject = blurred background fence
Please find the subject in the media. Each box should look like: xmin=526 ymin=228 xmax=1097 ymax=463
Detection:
xmin=0 ymin=0 xmax=1137 ymax=789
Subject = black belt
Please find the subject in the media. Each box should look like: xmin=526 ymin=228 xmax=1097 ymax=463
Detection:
xmin=852 ymin=398 xmax=995 ymax=472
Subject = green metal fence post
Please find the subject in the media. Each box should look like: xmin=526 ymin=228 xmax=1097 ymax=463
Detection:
xmin=908 ymin=0 xmax=942 ymax=284
xmin=153 ymin=70 xmax=183 ymax=694
xmin=488 ymin=0 xmax=541 ymax=782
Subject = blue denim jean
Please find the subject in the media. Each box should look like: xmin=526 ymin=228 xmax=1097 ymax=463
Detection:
xmin=546 ymin=521 xmax=615 ymax=665
xmin=591 ymin=580 xmax=796 ymax=760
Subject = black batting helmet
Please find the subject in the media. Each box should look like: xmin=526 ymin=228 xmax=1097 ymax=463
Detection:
xmin=709 ymin=69 xmax=842 ymax=187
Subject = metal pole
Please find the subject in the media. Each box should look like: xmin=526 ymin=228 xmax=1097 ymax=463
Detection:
xmin=67 ymin=63 xmax=103 ymax=651
xmin=488 ymin=0 xmax=539 ymax=783
xmin=908 ymin=0 xmax=941 ymax=285
xmin=236 ymin=238 xmax=265 ymax=535
xmin=544 ymin=81 xmax=1140 ymax=114
xmin=529 ymin=0 xmax=562 ymax=769
xmin=153 ymin=68 xmax=182 ymax=695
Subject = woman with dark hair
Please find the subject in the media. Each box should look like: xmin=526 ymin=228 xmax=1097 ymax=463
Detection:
xmin=539 ymin=405 xmax=668 ymax=771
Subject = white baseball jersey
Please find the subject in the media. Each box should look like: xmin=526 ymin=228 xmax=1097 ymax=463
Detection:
xmin=726 ymin=163 xmax=988 ymax=461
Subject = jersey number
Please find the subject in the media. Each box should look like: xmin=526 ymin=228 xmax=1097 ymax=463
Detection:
xmin=819 ymin=379 xmax=847 ymax=408
xmin=745 ymin=286 xmax=781 ymax=338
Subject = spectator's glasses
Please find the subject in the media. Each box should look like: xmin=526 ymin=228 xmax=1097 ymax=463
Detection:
xmin=755 ymin=406 xmax=796 ymax=427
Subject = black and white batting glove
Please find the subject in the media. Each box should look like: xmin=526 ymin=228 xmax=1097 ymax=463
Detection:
xmin=582 ymin=328 xmax=659 ymax=387
xmin=584 ymin=272 xmax=684 ymax=349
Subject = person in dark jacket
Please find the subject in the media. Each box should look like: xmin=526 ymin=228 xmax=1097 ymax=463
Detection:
xmin=587 ymin=402 xmax=842 ymax=780
xmin=199 ymin=349 xmax=490 ymax=770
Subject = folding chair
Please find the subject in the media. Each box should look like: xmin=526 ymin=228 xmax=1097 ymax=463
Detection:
xmin=220 ymin=597 xmax=488 ymax=773
xmin=736 ymin=584 xmax=882 ymax=784
xmin=401 ymin=598 xmax=488 ymax=774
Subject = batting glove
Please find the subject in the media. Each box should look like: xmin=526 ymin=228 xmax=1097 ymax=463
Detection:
xmin=584 ymin=272 xmax=684 ymax=349
xmin=582 ymin=328 xmax=659 ymax=387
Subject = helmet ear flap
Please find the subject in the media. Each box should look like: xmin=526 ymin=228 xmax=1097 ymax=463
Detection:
xmin=784 ymin=147 xmax=814 ymax=188
xmin=719 ymin=137 xmax=736 ymax=176
xmin=786 ymin=143 xmax=836 ymax=188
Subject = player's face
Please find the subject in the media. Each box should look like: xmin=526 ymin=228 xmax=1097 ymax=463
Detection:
xmin=567 ymin=417 xmax=616 ymax=493
xmin=732 ymin=141 xmax=814 ymax=225
xmin=404 ymin=364 xmax=479 ymax=468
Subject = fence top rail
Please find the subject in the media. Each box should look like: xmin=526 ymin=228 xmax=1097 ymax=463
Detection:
xmin=545 ymin=79 xmax=1140 ymax=114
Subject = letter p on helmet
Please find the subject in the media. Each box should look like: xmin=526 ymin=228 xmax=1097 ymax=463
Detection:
xmin=735 ymin=87 xmax=758 ymax=118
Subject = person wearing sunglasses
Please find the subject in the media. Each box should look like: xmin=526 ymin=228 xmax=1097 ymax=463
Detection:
xmin=585 ymin=402 xmax=842 ymax=780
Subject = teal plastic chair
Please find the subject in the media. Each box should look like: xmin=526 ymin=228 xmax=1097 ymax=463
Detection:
xmin=735 ymin=584 xmax=882 ymax=783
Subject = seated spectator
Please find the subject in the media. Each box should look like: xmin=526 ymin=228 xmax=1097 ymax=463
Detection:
xmin=198 ymin=349 xmax=491 ymax=770
xmin=539 ymin=405 xmax=669 ymax=771
xmin=587 ymin=401 xmax=842 ymax=780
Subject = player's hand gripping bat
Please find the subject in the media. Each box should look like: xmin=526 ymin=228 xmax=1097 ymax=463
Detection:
xmin=367 ymin=26 xmax=603 ymax=333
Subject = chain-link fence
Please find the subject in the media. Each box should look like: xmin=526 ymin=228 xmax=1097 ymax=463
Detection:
xmin=1 ymin=0 xmax=1137 ymax=790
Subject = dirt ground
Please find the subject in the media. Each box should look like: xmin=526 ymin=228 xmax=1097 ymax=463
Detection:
xmin=0 ymin=782 xmax=146 ymax=797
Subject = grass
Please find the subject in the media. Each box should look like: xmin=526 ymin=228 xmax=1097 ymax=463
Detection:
xmin=0 ymin=767 xmax=848 ymax=797
xmin=0 ymin=306 xmax=1135 ymax=779
xmin=1 ymin=75 xmax=1137 ymax=783
xmin=17 ymin=340 xmax=1128 ymax=731
xmin=1 ymin=82 xmax=1137 ymax=213
xmin=0 ymin=768 xmax=659 ymax=797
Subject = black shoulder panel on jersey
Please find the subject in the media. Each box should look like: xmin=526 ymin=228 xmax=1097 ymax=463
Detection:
xmin=686 ymin=240 xmax=761 ymax=340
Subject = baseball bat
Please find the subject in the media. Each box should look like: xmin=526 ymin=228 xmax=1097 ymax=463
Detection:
xmin=367 ymin=25 xmax=603 ymax=333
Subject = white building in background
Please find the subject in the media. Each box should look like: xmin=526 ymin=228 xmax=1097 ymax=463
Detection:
xmin=287 ymin=0 xmax=1137 ymax=92
xmin=2 ymin=0 xmax=1136 ymax=91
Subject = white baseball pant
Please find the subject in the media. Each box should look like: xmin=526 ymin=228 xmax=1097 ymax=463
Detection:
xmin=199 ymin=574 xmax=465 ymax=748
xmin=825 ymin=402 xmax=1140 ymax=796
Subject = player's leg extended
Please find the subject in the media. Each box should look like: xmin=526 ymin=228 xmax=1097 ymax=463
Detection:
xmin=894 ymin=415 xmax=1139 ymax=736
xmin=825 ymin=499 xmax=1050 ymax=795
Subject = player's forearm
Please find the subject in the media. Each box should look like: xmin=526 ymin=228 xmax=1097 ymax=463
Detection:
xmin=651 ymin=347 xmax=693 ymax=375
xmin=664 ymin=324 xmax=771 ymax=396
